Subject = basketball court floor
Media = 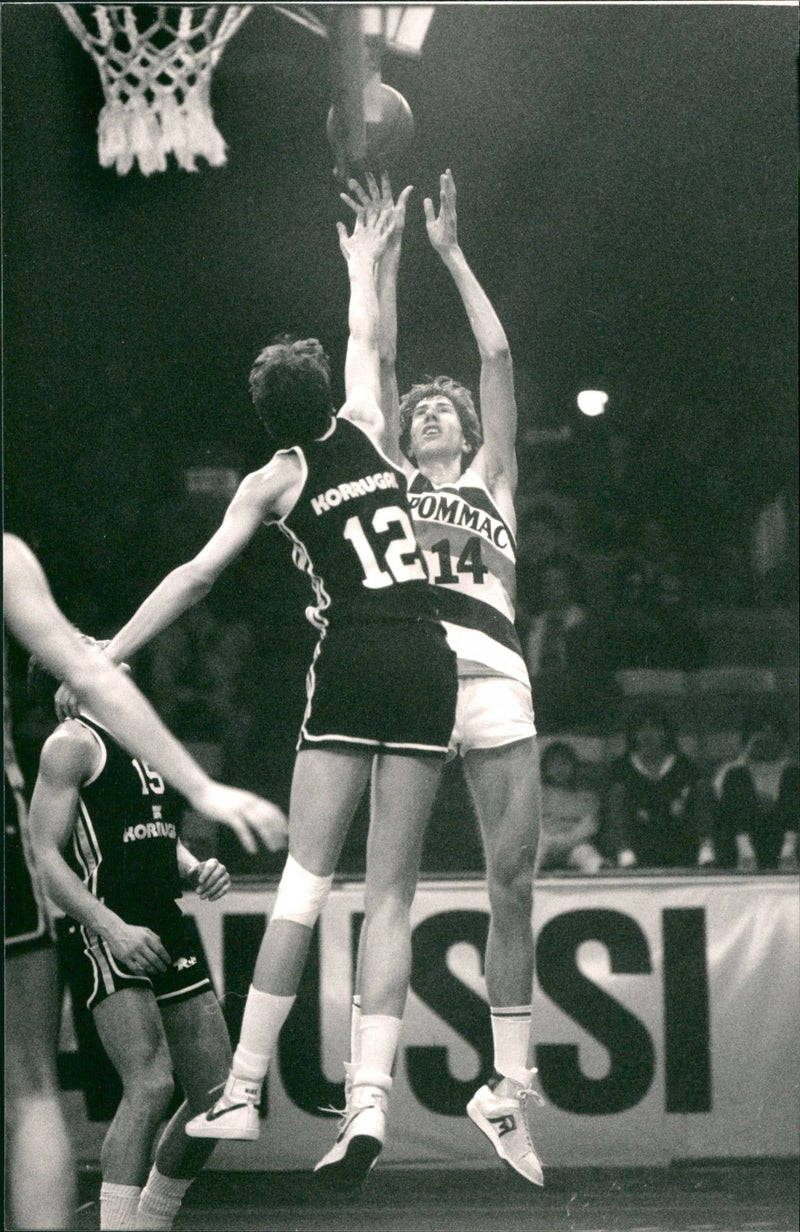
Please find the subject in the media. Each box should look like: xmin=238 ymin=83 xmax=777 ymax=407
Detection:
xmin=72 ymin=1161 xmax=798 ymax=1231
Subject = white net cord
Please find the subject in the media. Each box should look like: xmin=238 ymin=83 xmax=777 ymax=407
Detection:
xmin=57 ymin=5 xmax=252 ymax=175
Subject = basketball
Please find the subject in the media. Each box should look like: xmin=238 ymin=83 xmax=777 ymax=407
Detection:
xmin=327 ymin=83 xmax=415 ymax=173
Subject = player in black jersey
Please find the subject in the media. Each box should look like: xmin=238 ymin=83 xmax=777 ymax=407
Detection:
xmin=3 ymin=533 xmax=286 ymax=1230
xmin=56 ymin=202 xmax=458 ymax=1185
xmin=334 ymin=172 xmax=545 ymax=1186
xmin=29 ymin=704 xmax=233 ymax=1232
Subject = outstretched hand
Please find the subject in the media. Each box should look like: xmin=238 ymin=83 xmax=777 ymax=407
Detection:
xmin=193 ymin=783 xmax=289 ymax=855
xmin=424 ymin=168 xmax=459 ymax=256
xmin=336 ymin=187 xmax=396 ymax=266
xmin=340 ymin=172 xmax=414 ymax=259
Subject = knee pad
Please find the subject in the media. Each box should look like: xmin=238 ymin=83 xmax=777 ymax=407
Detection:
xmin=271 ymin=854 xmax=333 ymax=928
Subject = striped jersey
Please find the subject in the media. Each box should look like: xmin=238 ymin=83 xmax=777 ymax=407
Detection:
xmin=407 ymin=467 xmax=529 ymax=685
xmin=272 ymin=416 xmax=438 ymax=630
xmin=64 ymin=716 xmax=182 ymax=923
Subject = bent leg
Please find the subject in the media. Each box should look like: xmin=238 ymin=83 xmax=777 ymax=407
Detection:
xmin=5 ymin=945 xmax=75 ymax=1230
xmin=155 ymin=991 xmax=232 ymax=1179
xmin=133 ymin=991 xmax=232 ymax=1228
xmin=93 ymin=988 xmax=175 ymax=1188
xmin=463 ymin=737 xmax=540 ymax=1010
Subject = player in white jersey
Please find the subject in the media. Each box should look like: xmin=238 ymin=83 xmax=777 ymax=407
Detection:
xmin=331 ymin=171 xmax=545 ymax=1187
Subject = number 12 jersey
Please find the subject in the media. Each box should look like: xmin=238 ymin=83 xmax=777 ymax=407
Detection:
xmin=271 ymin=416 xmax=438 ymax=629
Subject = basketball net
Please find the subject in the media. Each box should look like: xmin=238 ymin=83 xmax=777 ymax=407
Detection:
xmin=56 ymin=5 xmax=252 ymax=175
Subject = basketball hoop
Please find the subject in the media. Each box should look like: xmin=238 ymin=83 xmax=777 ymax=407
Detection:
xmin=56 ymin=4 xmax=252 ymax=175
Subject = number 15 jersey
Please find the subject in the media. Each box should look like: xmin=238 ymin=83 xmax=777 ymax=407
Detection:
xmin=407 ymin=467 xmax=529 ymax=686
xmin=271 ymin=416 xmax=438 ymax=629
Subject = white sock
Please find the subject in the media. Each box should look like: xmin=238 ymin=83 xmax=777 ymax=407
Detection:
xmin=232 ymin=985 xmax=296 ymax=1081
xmin=359 ymin=1014 xmax=402 ymax=1079
xmin=490 ymin=1004 xmax=532 ymax=1080
xmin=135 ymin=1167 xmax=192 ymax=1231
xmin=350 ymin=994 xmax=362 ymax=1065
xmin=100 ymin=1182 xmax=141 ymax=1230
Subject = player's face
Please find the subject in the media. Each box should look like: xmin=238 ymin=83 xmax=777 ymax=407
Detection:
xmin=409 ymin=396 xmax=467 ymax=464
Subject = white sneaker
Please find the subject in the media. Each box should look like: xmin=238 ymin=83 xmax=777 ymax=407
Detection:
xmin=467 ymin=1068 xmax=545 ymax=1186
xmin=314 ymin=1066 xmax=389 ymax=1191
xmin=185 ymin=1073 xmax=261 ymax=1141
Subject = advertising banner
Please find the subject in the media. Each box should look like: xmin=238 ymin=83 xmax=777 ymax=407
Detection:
xmin=60 ymin=875 xmax=799 ymax=1169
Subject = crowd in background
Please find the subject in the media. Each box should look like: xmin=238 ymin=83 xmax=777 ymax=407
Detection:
xmin=9 ymin=405 xmax=798 ymax=881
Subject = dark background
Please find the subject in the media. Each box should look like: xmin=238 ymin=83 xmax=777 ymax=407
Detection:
xmin=3 ymin=2 xmax=797 ymax=866
xmin=4 ymin=4 xmax=797 ymax=571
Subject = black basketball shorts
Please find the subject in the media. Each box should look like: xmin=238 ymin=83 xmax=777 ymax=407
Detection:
xmin=58 ymin=904 xmax=212 ymax=1012
xmin=5 ymin=782 xmax=53 ymax=955
xmin=298 ymin=618 xmax=458 ymax=756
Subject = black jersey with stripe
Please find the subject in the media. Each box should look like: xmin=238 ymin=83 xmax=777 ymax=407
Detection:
xmin=274 ymin=416 xmax=438 ymax=630
xmin=65 ymin=716 xmax=183 ymax=924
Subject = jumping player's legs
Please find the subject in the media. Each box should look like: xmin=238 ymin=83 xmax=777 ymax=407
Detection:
xmin=93 ymin=988 xmax=175 ymax=1227
xmin=360 ymin=750 xmax=443 ymax=1017
xmin=462 ymin=734 xmax=545 ymax=1186
xmin=314 ymin=749 xmax=444 ymax=1189
xmin=463 ymin=736 xmax=540 ymax=1011
xmin=4 ymin=946 xmax=75 ymax=1230
xmin=251 ymin=747 xmax=373 ymax=993
xmin=185 ymin=747 xmax=373 ymax=1141
xmin=133 ymin=991 xmax=232 ymax=1230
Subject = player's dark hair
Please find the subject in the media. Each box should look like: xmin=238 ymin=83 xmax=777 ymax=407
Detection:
xmin=398 ymin=376 xmax=483 ymax=470
xmin=249 ymin=335 xmax=334 ymax=448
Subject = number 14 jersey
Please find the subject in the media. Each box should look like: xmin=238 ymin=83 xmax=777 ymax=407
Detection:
xmin=273 ymin=416 xmax=438 ymax=629
xmin=407 ymin=467 xmax=529 ymax=686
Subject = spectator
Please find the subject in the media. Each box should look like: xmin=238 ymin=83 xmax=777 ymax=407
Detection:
xmin=606 ymin=519 xmax=706 ymax=671
xmin=604 ymin=704 xmax=713 ymax=869
xmin=711 ymin=707 xmax=799 ymax=871
xmin=751 ymin=479 xmax=799 ymax=608
xmin=538 ymin=741 xmax=604 ymax=873
xmin=142 ymin=606 xmax=254 ymax=742
xmin=522 ymin=552 xmax=615 ymax=731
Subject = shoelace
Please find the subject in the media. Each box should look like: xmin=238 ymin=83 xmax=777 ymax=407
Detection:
xmin=317 ymin=1102 xmax=347 ymax=1120
xmin=518 ymin=1084 xmax=545 ymax=1109
xmin=515 ymin=1084 xmax=545 ymax=1157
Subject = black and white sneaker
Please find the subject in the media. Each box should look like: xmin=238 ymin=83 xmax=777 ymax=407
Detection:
xmin=185 ymin=1072 xmax=261 ymax=1141
xmin=314 ymin=1065 xmax=390 ymax=1191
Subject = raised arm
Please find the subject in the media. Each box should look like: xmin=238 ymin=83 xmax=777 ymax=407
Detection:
xmin=335 ymin=196 xmax=395 ymax=445
xmin=4 ymin=533 xmax=288 ymax=850
xmin=425 ymin=170 xmax=518 ymax=507
xmin=28 ymin=724 xmax=172 ymax=974
xmin=340 ymin=173 xmax=414 ymax=466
